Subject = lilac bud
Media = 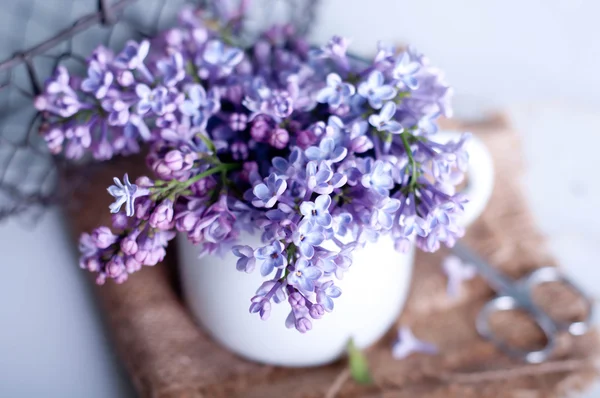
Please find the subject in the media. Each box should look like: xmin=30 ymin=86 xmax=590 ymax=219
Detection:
xmin=295 ymin=317 xmax=312 ymax=333
xmin=254 ymin=41 xmax=271 ymax=64
xmin=44 ymin=128 xmax=64 ymax=154
xmin=115 ymin=273 xmax=129 ymax=284
xmin=92 ymin=226 xmax=117 ymax=249
xmin=269 ymin=128 xmax=289 ymax=149
xmin=250 ymin=116 xmax=271 ymax=142
xmin=231 ymin=141 xmax=249 ymax=160
xmin=82 ymin=257 xmax=101 ymax=272
xmin=309 ymin=304 xmax=325 ymax=319
xmin=121 ymin=236 xmax=138 ymax=255
xmin=125 ymin=257 xmax=142 ymax=273
xmin=135 ymin=176 xmax=154 ymax=188
xmin=96 ymin=273 xmax=107 ymax=285
xmin=117 ymin=70 xmax=134 ymax=86
xmin=296 ymin=129 xmax=317 ymax=149
xmin=229 ymin=113 xmax=248 ymax=131
xmin=106 ymin=256 xmax=125 ymax=278
xmin=190 ymin=176 xmax=217 ymax=196
xmin=289 ymin=292 xmax=306 ymax=310
xmin=135 ymin=197 xmax=152 ymax=219
xmin=250 ymin=297 xmax=272 ymax=320
xmin=33 ymin=96 xmax=48 ymax=111
xmin=111 ymin=213 xmax=129 ymax=230
xmin=149 ymin=199 xmax=174 ymax=230
xmin=164 ymin=150 xmax=184 ymax=171
xmin=240 ymin=161 xmax=258 ymax=182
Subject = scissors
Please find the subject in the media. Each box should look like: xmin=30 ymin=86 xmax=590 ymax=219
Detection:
xmin=452 ymin=242 xmax=594 ymax=364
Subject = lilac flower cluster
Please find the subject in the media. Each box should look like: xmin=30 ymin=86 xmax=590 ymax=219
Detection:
xmin=38 ymin=6 xmax=469 ymax=332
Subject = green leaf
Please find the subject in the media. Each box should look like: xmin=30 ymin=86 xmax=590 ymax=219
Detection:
xmin=347 ymin=338 xmax=372 ymax=385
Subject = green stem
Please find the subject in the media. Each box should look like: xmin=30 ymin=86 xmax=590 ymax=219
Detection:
xmin=400 ymin=132 xmax=418 ymax=190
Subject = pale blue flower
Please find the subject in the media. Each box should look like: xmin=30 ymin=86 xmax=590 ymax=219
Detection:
xmin=136 ymin=84 xmax=168 ymax=115
xmin=305 ymin=137 xmax=347 ymax=163
xmin=368 ymin=102 xmax=403 ymax=134
xmin=392 ymin=51 xmax=420 ymax=89
xmin=179 ymin=84 xmax=220 ymax=128
xmin=316 ymin=281 xmax=342 ymax=312
xmin=287 ymin=258 xmax=322 ymax=292
xmin=232 ymin=245 xmax=256 ymax=273
xmin=107 ymin=174 xmax=148 ymax=217
xmin=81 ymin=61 xmax=113 ymax=99
xmin=361 ymin=160 xmax=394 ymax=196
xmin=316 ymin=73 xmax=355 ymax=107
xmin=252 ymin=173 xmax=287 ymax=208
xmin=306 ymin=161 xmax=347 ymax=195
xmin=371 ymin=197 xmax=401 ymax=229
xmin=254 ymin=240 xmax=287 ymax=276
xmin=358 ymin=70 xmax=397 ymax=109
xmin=203 ymin=40 xmax=244 ymax=75
xmin=300 ymin=195 xmax=332 ymax=227
xmin=157 ymin=52 xmax=185 ymax=87
xmin=292 ymin=220 xmax=324 ymax=258
xmin=113 ymin=40 xmax=150 ymax=70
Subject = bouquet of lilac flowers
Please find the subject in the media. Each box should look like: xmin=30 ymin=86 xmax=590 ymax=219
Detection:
xmin=36 ymin=5 xmax=469 ymax=333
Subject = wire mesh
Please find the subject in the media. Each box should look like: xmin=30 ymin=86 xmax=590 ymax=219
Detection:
xmin=0 ymin=0 xmax=319 ymax=225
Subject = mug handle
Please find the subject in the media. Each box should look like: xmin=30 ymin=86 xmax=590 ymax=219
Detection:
xmin=435 ymin=131 xmax=495 ymax=227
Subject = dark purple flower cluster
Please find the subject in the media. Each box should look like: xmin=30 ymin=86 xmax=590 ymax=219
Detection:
xmin=38 ymin=6 xmax=469 ymax=332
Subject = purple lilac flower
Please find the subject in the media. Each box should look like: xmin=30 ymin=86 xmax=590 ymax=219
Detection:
xmin=250 ymin=296 xmax=271 ymax=320
xmin=368 ymin=102 xmax=403 ymax=134
xmin=157 ymin=52 xmax=185 ymax=87
xmin=358 ymin=70 xmax=397 ymax=109
xmin=136 ymin=84 xmax=169 ymax=115
xmin=101 ymin=97 xmax=131 ymax=126
xmin=232 ymin=245 xmax=256 ymax=273
xmin=306 ymin=161 xmax=347 ymax=195
xmin=312 ymin=35 xmax=350 ymax=70
xmin=316 ymin=281 xmax=342 ymax=312
xmin=252 ymin=173 xmax=287 ymax=208
xmin=254 ymin=240 xmax=287 ymax=276
xmin=292 ymin=220 xmax=325 ymax=258
xmin=179 ymin=84 xmax=220 ymax=128
xmin=442 ymin=255 xmax=476 ymax=297
xmin=107 ymin=173 xmax=149 ymax=216
xmin=316 ymin=73 xmax=355 ymax=108
xmin=113 ymin=40 xmax=150 ymax=70
xmin=300 ymin=195 xmax=332 ymax=227
xmin=81 ymin=61 xmax=113 ymax=99
xmin=149 ymin=199 xmax=174 ymax=230
xmin=64 ymin=125 xmax=92 ymax=159
xmin=202 ymin=40 xmax=244 ymax=76
xmin=371 ymin=197 xmax=401 ymax=229
xmin=229 ymin=113 xmax=248 ymax=131
xmin=45 ymin=11 xmax=471 ymax=333
xmin=392 ymin=51 xmax=420 ymax=89
xmin=34 ymin=66 xmax=82 ymax=118
xmin=287 ymin=258 xmax=322 ymax=292
xmin=361 ymin=160 xmax=394 ymax=195
xmin=269 ymin=128 xmax=290 ymax=149
xmin=392 ymin=327 xmax=438 ymax=360
xmin=347 ymin=120 xmax=373 ymax=153
xmin=305 ymin=137 xmax=347 ymax=163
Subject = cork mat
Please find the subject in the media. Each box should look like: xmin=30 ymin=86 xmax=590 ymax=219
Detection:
xmin=67 ymin=113 xmax=599 ymax=397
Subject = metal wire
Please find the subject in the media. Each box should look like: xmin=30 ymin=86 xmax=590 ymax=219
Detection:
xmin=0 ymin=0 xmax=318 ymax=225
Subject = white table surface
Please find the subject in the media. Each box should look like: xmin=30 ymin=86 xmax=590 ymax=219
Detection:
xmin=1 ymin=103 xmax=599 ymax=396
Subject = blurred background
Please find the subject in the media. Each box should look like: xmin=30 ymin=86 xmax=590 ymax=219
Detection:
xmin=0 ymin=0 xmax=598 ymax=396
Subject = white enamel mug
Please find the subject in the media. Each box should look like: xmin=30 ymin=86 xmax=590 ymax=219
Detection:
xmin=177 ymin=131 xmax=494 ymax=367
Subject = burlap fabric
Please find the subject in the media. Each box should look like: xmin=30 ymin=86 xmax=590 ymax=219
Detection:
xmin=68 ymin=113 xmax=599 ymax=397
